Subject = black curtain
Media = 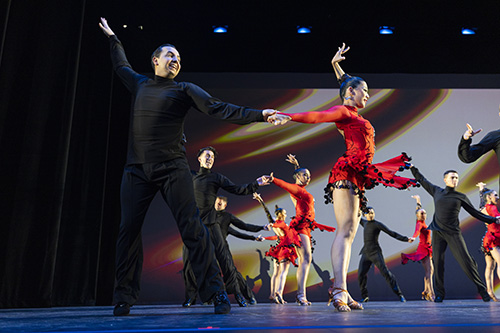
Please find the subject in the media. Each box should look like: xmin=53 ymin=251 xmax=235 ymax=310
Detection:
xmin=0 ymin=0 xmax=126 ymax=307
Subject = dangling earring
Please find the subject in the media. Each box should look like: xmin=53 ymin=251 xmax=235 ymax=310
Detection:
xmin=345 ymin=96 xmax=352 ymax=100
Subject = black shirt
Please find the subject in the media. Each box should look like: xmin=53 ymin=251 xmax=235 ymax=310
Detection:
xmin=359 ymin=219 xmax=409 ymax=255
xmin=216 ymin=210 xmax=263 ymax=240
xmin=411 ymin=167 xmax=496 ymax=233
xmin=192 ymin=167 xmax=259 ymax=226
xmin=108 ymin=35 xmax=264 ymax=165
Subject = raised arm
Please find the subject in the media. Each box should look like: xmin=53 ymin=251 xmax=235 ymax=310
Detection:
xmin=410 ymin=166 xmax=439 ymax=197
xmin=285 ymin=154 xmax=300 ymax=170
xmin=331 ymin=43 xmax=350 ymax=83
xmin=412 ymin=194 xmax=422 ymax=211
xmin=253 ymin=193 xmax=275 ymax=225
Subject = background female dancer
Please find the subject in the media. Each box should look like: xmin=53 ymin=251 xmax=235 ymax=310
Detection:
xmin=268 ymin=44 xmax=417 ymax=311
xmin=268 ymin=160 xmax=336 ymax=306
xmin=253 ymin=193 xmax=298 ymax=304
xmin=401 ymin=195 xmax=434 ymax=301
xmin=477 ymin=182 xmax=500 ymax=301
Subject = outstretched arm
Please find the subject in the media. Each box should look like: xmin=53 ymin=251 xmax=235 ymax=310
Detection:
xmin=410 ymin=165 xmax=439 ymax=197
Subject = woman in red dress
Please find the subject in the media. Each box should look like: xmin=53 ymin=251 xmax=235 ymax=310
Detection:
xmin=268 ymin=159 xmax=336 ymax=306
xmin=253 ymin=193 xmax=298 ymax=304
xmin=268 ymin=44 xmax=418 ymax=311
xmin=401 ymin=195 xmax=434 ymax=301
xmin=477 ymin=182 xmax=500 ymax=301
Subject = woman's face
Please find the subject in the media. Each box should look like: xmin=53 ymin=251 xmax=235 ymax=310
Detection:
xmin=277 ymin=209 xmax=287 ymax=220
xmin=487 ymin=192 xmax=499 ymax=204
xmin=416 ymin=209 xmax=427 ymax=221
xmin=295 ymin=169 xmax=311 ymax=186
xmin=349 ymin=81 xmax=370 ymax=108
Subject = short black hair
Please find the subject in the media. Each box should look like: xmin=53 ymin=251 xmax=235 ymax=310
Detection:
xmin=364 ymin=206 xmax=374 ymax=214
xmin=151 ymin=43 xmax=177 ymax=70
xmin=217 ymin=196 xmax=228 ymax=203
xmin=443 ymin=170 xmax=458 ymax=177
xmin=197 ymin=146 xmax=218 ymax=158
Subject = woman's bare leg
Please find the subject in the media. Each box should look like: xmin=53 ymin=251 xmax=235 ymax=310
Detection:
xmin=269 ymin=260 xmax=279 ymax=299
xmin=296 ymin=233 xmax=312 ymax=302
xmin=331 ymin=188 xmax=360 ymax=309
xmin=277 ymin=261 xmax=291 ymax=303
xmin=422 ymin=256 xmax=434 ymax=300
xmin=489 ymin=248 xmax=500 ymax=300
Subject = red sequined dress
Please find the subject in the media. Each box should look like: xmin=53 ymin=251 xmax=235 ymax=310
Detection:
xmin=482 ymin=204 xmax=500 ymax=253
xmin=401 ymin=219 xmax=432 ymax=264
xmin=281 ymin=105 xmax=418 ymax=210
xmin=273 ymin=177 xmax=336 ymax=238
xmin=264 ymin=219 xmax=301 ymax=266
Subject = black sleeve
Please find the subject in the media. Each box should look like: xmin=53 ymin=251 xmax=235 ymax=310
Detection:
xmin=377 ymin=221 xmax=409 ymax=242
xmin=228 ymin=227 xmax=257 ymax=241
xmin=458 ymin=132 xmax=498 ymax=163
xmin=219 ymin=174 xmax=260 ymax=196
xmin=108 ymin=35 xmax=148 ymax=94
xmin=461 ymin=195 xmax=497 ymax=224
xmin=411 ymin=167 xmax=439 ymax=197
xmin=359 ymin=219 xmax=366 ymax=228
xmin=229 ymin=213 xmax=264 ymax=232
xmin=185 ymin=82 xmax=264 ymax=124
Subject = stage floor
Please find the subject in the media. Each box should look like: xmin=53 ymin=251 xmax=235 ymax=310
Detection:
xmin=1 ymin=300 xmax=500 ymax=332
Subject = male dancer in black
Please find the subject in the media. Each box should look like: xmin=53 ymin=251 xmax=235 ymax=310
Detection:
xmin=410 ymin=166 xmax=500 ymax=302
xmin=458 ymin=121 xmax=500 ymax=187
xmin=358 ymin=207 xmax=414 ymax=303
xmin=182 ymin=147 xmax=270 ymax=307
xmin=215 ymin=196 xmax=270 ymax=305
xmin=99 ymin=18 xmax=276 ymax=316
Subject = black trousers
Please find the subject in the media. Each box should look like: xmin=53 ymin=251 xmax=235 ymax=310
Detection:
xmin=432 ymin=230 xmax=488 ymax=299
xmin=358 ymin=250 xmax=402 ymax=298
xmin=183 ymin=223 xmax=246 ymax=296
xmin=114 ymin=159 xmax=223 ymax=305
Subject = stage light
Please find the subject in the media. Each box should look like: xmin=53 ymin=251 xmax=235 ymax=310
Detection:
xmin=297 ymin=26 xmax=311 ymax=34
xmin=213 ymin=26 xmax=228 ymax=33
xmin=461 ymin=28 xmax=476 ymax=35
xmin=123 ymin=25 xmax=127 ymax=28
xmin=379 ymin=26 xmax=394 ymax=34
xmin=138 ymin=26 xmax=143 ymax=30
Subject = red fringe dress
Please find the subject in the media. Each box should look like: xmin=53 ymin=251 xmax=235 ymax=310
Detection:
xmin=401 ymin=219 xmax=432 ymax=264
xmin=281 ymin=106 xmax=418 ymax=210
xmin=264 ymin=219 xmax=301 ymax=266
xmin=482 ymin=204 xmax=500 ymax=254
xmin=273 ymin=177 xmax=336 ymax=239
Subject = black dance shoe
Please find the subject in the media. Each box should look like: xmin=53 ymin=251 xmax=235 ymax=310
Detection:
xmin=480 ymin=292 xmax=492 ymax=302
xmin=182 ymin=297 xmax=196 ymax=307
xmin=360 ymin=297 xmax=369 ymax=303
xmin=399 ymin=295 xmax=407 ymax=303
xmin=213 ymin=291 xmax=231 ymax=314
xmin=248 ymin=297 xmax=257 ymax=305
xmin=113 ymin=302 xmax=131 ymax=316
xmin=235 ymin=293 xmax=248 ymax=307
xmin=434 ymin=295 xmax=444 ymax=303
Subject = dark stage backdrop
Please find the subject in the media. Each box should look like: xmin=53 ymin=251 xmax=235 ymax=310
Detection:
xmin=2 ymin=1 xmax=500 ymax=309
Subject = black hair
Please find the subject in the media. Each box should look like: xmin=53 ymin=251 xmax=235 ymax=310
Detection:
xmin=292 ymin=168 xmax=309 ymax=181
xmin=339 ymin=74 xmax=365 ymax=103
xmin=197 ymin=146 xmax=218 ymax=158
xmin=217 ymin=196 xmax=228 ymax=203
xmin=275 ymin=205 xmax=285 ymax=216
xmin=151 ymin=43 xmax=177 ymax=70
xmin=443 ymin=170 xmax=458 ymax=178
xmin=365 ymin=206 xmax=374 ymax=213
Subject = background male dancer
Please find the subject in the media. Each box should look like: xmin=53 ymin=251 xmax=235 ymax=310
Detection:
xmin=410 ymin=166 xmax=500 ymax=302
xmin=357 ymin=207 xmax=413 ymax=303
xmin=215 ymin=196 xmax=270 ymax=305
xmin=99 ymin=18 xmax=276 ymax=316
xmin=182 ymin=147 xmax=270 ymax=307
xmin=458 ymin=119 xmax=500 ymax=187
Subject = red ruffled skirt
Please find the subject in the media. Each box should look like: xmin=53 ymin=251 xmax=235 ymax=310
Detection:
xmin=265 ymin=229 xmax=302 ymax=266
xmin=482 ymin=230 xmax=500 ymax=254
xmin=324 ymin=153 xmax=419 ymax=211
xmin=401 ymin=242 xmax=432 ymax=264
xmin=290 ymin=215 xmax=336 ymax=238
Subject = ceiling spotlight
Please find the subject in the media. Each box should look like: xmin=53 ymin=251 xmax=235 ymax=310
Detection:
xmin=213 ymin=26 xmax=228 ymax=33
xmin=122 ymin=25 xmax=127 ymax=28
xmin=297 ymin=26 xmax=311 ymax=34
xmin=379 ymin=26 xmax=394 ymax=35
xmin=461 ymin=28 xmax=477 ymax=35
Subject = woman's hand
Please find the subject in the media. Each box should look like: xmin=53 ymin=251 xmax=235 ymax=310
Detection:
xmin=331 ymin=43 xmax=350 ymax=66
xmin=411 ymin=194 xmax=421 ymax=205
xmin=476 ymin=182 xmax=486 ymax=191
xmin=267 ymin=113 xmax=291 ymax=126
xmin=285 ymin=154 xmax=300 ymax=168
